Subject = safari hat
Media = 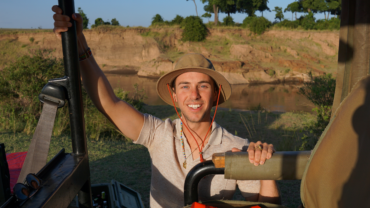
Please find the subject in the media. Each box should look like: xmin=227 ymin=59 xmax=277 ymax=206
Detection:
xmin=156 ymin=53 xmax=231 ymax=107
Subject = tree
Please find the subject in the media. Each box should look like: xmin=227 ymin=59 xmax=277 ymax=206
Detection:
xmin=187 ymin=0 xmax=199 ymax=16
xmin=300 ymin=0 xmax=318 ymax=13
xmin=327 ymin=0 xmax=341 ymax=18
xmin=285 ymin=1 xmax=302 ymax=20
xmin=202 ymin=0 xmax=219 ymax=25
xmin=223 ymin=16 xmax=235 ymax=26
xmin=235 ymin=0 xmax=268 ymax=17
xmin=111 ymin=18 xmax=120 ymax=26
xmin=181 ymin=16 xmax=208 ymax=41
xmin=257 ymin=0 xmax=270 ymax=17
xmin=94 ymin=18 xmax=104 ymax=26
xmin=77 ymin=7 xmax=89 ymax=29
xmin=315 ymin=0 xmax=329 ymax=19
xmin=151 ymin=14 xmax=164 ymax=25
xmin=202 ymin=0 xmax=235 ymax=26
xmin=201 ymin=12 xmax=212 ymax=23
xmin=171 ymin=15 xmax=184 ymax=25
xmin=273 ymin=6 xmax=284 ymax=22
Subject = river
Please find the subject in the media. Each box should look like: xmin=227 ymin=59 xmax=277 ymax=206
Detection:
xmin=106 ymin=73 xmax=315 ymax=112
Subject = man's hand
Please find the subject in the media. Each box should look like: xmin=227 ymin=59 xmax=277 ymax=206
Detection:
xmin=232 ymin=142 xmax=275 ymax=166
xmin=52 ymin=5 xmax=83 ymax=40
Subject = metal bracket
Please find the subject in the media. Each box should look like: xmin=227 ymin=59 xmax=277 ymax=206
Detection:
xmin=48 ymin=76 xmax=71 ymax=99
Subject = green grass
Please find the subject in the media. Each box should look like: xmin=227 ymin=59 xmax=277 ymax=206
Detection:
xmin=0 ymin=29 xmax=53 ymax=35
xmin=0 ymin=39 xmax=37 ymax=68
xmin=0 ymin=105 xmax=316 ymax=208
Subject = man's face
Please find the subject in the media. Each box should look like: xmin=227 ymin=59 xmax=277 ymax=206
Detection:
xmin=173 ymin=72 xmax=217 ymax=124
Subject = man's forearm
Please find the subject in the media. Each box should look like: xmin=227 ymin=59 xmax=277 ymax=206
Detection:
xmin=77 ymin=34 xmax=118 ymax=113
xmin=258 ymin=180 xmax=281 ymax=204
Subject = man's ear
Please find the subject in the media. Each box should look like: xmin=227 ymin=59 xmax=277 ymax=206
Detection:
xmin=172 ymin=90 xmax=177 ymax=102
xmin=213 ymin=89 xmax=218 ymax=102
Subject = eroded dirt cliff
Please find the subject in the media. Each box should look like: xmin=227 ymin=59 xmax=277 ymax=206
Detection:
xmin=0 ymin=27 xmax=339 ymax=84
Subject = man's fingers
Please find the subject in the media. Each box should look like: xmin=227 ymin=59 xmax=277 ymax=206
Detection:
xmin=54 ymin=21 xmax=72 ymax=28
xmin=249 ymin=141 xmax=263 ymax=166
xmin=53 ymin=13 xmax=70 ymax=22
xmin=73 ymin=13 xmax=83 ymax=22
xmin=53 ymin=27 xmax=68 ymax=40
xmin=267 ymin=144 xmax=275 ymax=159
xmin=247 ymin=142 xmax=256 ymax=163
xmin=53 ymin=27 xmax=68 ymax=33
xmin=51 ymin=5 xmax=62 ymax=14
xmin=260 ymin=143 xmax=268 ymax=165
xmin=253 ymin=144 xmax=262 ymax=166
xmin=247 ymin=142 xmax=275 ymax=166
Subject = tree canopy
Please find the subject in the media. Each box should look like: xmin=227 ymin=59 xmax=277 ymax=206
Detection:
xmin=171 ymin=15 xmax=184 ymax=25
xmin=151 ymin=14 xmax=164 ymax=25
xmin=201 ymin=12 xmax=212 ymax=18
xmin=284 ymin=2 xmax=302 ymax=20
xmin=285 ymin=0 xmax=341 ymax=19
xmin=201 ymin=0 xmax=270 ymax=25
xmin=273 ymin=6 xmax=284 ymax=22
xmin=77 ymin=7 xmax=89 ymax=29
xmin=111 ymin=18 xmax=120 ymax=26
xmin=94 ymin=18 xmax=104 ymax=27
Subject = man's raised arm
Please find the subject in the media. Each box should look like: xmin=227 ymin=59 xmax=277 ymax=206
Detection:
xmin=52 ymin=5 xmax=144 ymax=141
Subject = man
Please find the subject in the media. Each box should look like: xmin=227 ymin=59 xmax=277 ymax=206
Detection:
xmin=52 ymin=6 xmax=280 ymax=207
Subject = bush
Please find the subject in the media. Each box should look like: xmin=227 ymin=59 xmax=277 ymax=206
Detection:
xmin=267 ymin=69 xmax=275 ymax=77
xmin=299 ymin=73 xmax=336 ymax=148
xmin=222 ymin=16 xmax=235 ymax=26
xmin=274 ymin=19 xmax=300 ymax=29
xmin=301 ymin=12 xmax=316 ymax=30
xmin=241 ymin=16 xmax=256 ymax=28
xmin=0 ymin=50 xmax=146 ymax=140
xmin=181 ymin=16 xmax=208 ymax=42
xmin=151 ymin=14 xmax=164 ymax=25
xmin=29 ymin=37 xmax=35 ymax=43
xmin=0 ymin=50 xmax=64 ymax=134
xmin=250 ymin=17 xmax=271 ymax=35
xmin=314 ymin=18 xmax=340 ymax=30
xmin=299 ymin=73 xmax=335 ymax=107
xmin=111 ymin=18 xmax=120 ymax=26
xmin=171 ymin=15 xmax=184 ymax=25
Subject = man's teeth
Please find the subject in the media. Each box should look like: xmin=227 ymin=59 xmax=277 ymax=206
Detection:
xmin=188 ymin=104 xmax=201 ymax=109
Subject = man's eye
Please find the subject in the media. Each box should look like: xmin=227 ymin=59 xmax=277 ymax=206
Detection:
xmin=181 ymin=86 xmax=189 ymax=89
xmin=200 ymin=85 xmax=208 ymax=88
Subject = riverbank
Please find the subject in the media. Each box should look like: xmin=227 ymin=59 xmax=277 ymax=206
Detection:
xmin=105 ymin=73 xmax=316 ymax=112
xmin=0 ymin=105 xmax=316 ymax=208
xmin=0 ymin=27 xmax=338 ymax=84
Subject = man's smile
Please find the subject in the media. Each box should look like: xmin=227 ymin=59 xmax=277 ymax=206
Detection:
xmin=187 ymin=104 xmax=202 ymax=109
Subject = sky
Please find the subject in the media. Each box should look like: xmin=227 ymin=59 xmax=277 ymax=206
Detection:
xmin=0 ymin=0 xmax=327 ymax=29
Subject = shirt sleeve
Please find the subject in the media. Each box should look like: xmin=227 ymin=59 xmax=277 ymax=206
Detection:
xmin=134 ymin=113 xmax=165 ymax=149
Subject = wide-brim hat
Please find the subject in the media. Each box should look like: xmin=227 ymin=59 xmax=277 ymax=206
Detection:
xmin=156 ymin=53 xmax=231 ymax=107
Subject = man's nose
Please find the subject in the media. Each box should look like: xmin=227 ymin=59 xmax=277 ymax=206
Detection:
xmin=189 ymin=87 xmax=201 ymax=100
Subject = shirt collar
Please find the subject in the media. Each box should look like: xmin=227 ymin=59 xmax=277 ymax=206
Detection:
xmin=175 ymin=118 xmax=222 ymax=146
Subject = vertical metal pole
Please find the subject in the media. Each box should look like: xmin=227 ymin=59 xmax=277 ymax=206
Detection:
xmin=58 ymin=0 xmax=92 ymax=207
xmin=332 ymin=0 xmax=370 ymax=115
xmin=58 ymin=0 xmax=86 ymax=156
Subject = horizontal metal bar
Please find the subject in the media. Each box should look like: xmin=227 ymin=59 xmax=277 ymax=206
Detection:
xmin=224 ymin=151 xmax=311 ymax=180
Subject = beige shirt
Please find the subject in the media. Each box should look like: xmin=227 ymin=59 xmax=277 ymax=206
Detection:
xmin=135 ymin=114 xmax=260 ymax=208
